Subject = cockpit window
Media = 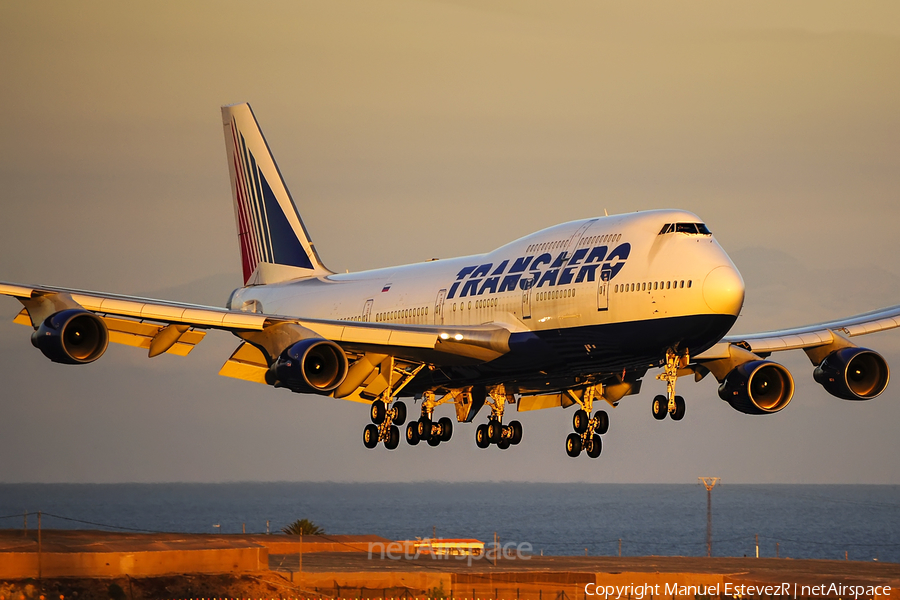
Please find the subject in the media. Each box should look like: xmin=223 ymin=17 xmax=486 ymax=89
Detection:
xmin=659 ymin=222 xmax=712 ymax=236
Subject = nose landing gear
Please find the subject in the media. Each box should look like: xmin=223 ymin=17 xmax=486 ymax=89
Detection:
xmin=653 ymin=349 xmax=689 ymax=421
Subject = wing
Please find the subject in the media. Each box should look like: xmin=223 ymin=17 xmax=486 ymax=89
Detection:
xmin=0 ymin=281 xmax=512 ymax=402
xmin=690 ymin=303 xmax=899 ymax=412
xmin=696 ymin=303 xmax=900 ymax=360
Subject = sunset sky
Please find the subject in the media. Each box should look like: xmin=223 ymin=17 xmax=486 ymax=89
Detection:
xmin=1 ymin=1 xmax=898 ymax=483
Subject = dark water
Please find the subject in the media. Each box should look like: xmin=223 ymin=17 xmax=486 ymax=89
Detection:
xmin=1 ymin=483 xmax=897 ymax=562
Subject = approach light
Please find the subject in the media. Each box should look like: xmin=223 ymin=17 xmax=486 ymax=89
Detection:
xmin=454 ymin=334 xmax=464 ymax=341
xmin=439 ymin=333 xmax=450 ymax=340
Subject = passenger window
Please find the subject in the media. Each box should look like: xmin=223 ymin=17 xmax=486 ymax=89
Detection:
xmin=680 ymin=280 xmax=684 ymax=288
xmin=666 ymin=281 xmax=671 ymax=289
xmin=687 ymin=280 xmax=692 ymax=288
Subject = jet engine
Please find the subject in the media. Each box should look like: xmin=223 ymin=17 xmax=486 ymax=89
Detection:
xmin=718 ymin=360 xmax=794 ymax=415
xmin=266 ymin=338 xmax=348 ymax=394
xmin=813 ymin=347 xmax=889 ymax=400
xmin=31 ymin=309 xmax=109 ymax=365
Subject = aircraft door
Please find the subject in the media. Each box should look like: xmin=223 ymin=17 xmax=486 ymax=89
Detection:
xmin=522 ymin=278 xmax=533 ymax=319
xmin=567 ymin=219 xmax=597 ymax=250
xmin=434 ymin=289 xmax=446 ymax=324
xmin=597 ymin=270 xmax=609 ymax=312
xmin=362 ymin=299 xmax=374 ymax=322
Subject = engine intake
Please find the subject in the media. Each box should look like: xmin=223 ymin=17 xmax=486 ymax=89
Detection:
xmin=31 ymin=309 xmax=109 ymax=364
xmin=814 ymin=347 xmax=889 ymax=400
xmin=718 ymin=360 xmax=794 ymax=415
xmin=266 ymin=338 xmax=348 ymax=394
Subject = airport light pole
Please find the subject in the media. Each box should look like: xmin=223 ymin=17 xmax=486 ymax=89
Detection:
xmin=698 ymin=477 xmax=720 ymax=557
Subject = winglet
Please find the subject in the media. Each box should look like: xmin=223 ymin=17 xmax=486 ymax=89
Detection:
xmin=222 ymin=103 xmax=332 ymax=285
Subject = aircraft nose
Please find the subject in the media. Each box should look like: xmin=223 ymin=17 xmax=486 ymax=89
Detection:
xmin=703 ymin=265 xmax=745 ymax=316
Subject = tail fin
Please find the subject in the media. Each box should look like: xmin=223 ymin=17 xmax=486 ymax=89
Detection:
xmin=222 ymin=103 xmax=332 ymax=285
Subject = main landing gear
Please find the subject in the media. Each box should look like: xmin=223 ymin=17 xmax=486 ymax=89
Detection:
xmin=653 ymin=348 xmax=688 ymax=421
xmin=363 ymin=399 xmax=406 ymax=450
xmin=475 ymin=386 xmax=522 ymax=450
xmin=360 ymin=356 xmax=428 ymax=449
xmin=406 ymin=391 xmax=455 ymax=447
xmin=564 ymin=385 xmax=609 ymax=459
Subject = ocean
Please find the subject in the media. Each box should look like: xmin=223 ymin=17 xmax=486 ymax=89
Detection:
xmin=0 ymin=483 xmax=897 ymax=563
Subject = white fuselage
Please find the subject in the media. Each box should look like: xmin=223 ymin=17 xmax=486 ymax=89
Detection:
xmin=228 ymin=209 xmax=744 ymax=341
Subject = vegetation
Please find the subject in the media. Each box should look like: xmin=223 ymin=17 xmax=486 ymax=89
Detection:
xmin=426 ymin=581 xmax=448 ymax=599
xmin=281 ymin=518 xmax=324 ymax=535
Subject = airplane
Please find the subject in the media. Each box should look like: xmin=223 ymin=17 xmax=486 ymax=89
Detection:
xmin=2 ymin=103 xmax=897 ymax=458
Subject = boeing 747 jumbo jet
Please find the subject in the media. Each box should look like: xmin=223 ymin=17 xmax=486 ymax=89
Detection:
xmin=2 ymin=104 xmax=898 ymax=457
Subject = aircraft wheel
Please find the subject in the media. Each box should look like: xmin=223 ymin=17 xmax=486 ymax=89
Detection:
xmin=370 ymin=400 xmax=386 ymax=424
xmin=565 ymin=433 xmax=582 ymax=457
xmin=417 ymin=416 xmax=431 ymax=438
xmin=487 ymin=420 xmax=503 ymax=444
xmin=594 ymin=410 xmax=609 ymax=435
xmin=439 ymin=417 xmax=453 ymax=441
xmin=651 ymin=395 xmax=668 ymax=420
xmin=672 ymin=396 xmax=685 ymax=421
xmin=363 ymin=424 xmax=379 ymax=449
xmin=498 ymin=438 xmax=511 ymax=450
xmin=475 ymin=424 xmax=490 ymax=448
xmin=385 ymin=425 xmax=400 ymax=450
xmin=573 ymin=409 xmax=589 ymax=433
xmin=406 ymin=422 xmax=420 ymax=445
xmin=586 ymin=435 xmax=602 ymax=459
xmin=509 ymin=420 xmax=523 ymax=445
xmin=392 ymin=401 xmax=407 ymax=425
xmin=427 ymin=433 xmax=441 ymax=447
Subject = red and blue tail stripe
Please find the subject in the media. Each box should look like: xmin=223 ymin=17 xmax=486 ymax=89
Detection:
xmin=223 ymin=103 xmax=329 ymax=284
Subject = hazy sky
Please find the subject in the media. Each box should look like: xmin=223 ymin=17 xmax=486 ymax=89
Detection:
xmin=1 ymin=1 xmax=899 ymax=483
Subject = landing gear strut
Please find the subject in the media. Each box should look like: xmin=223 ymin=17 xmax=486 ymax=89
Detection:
xmin=653 ymin=348 xmax=688 ymax=421
xmin=359 ymin=356 xmax=426 ymax=449
xmin=364 ymin=399 xmax=406 ymax=449
xmin=564 ymin=385 xmax=608 ymax=458
xmin=475 ymin=385 xmax=522 ymax=450
xmin=405 ymin=391 xmax=455 ymax=447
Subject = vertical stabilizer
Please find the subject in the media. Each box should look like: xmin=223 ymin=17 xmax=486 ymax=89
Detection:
xmin=222 ymin=103 xmax=332 ymax=285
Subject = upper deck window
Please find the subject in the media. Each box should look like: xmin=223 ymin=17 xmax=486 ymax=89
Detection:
xmin=658 ymin=222 xmax=712 ymax=236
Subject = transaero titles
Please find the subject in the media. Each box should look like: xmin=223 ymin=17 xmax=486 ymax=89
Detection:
xmin=447 ymin=243 xmax=631 ymax=299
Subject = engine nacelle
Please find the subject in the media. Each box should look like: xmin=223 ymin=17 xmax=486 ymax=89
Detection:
xmin=30 ymin=309 xmax=109 ymax=365
xmin=718 ymin=360 xmax=794 ymax=415
xmin=813 ymin=347 xmax=889 ymax=400
xmin=266 ymin=338 xmax=348 ymax=394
